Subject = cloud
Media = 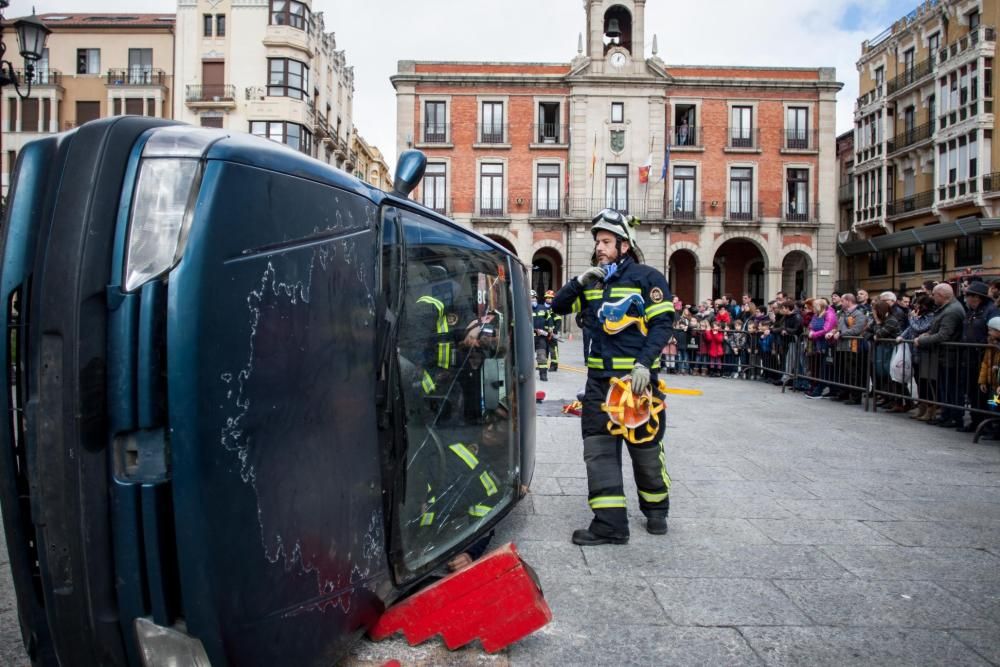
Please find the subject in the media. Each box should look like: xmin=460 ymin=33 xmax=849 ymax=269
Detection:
xmin=25 ymin=0 xmax=916 ymax=171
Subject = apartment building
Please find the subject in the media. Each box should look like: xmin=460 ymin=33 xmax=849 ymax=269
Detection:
xmin=350 ymin=129 xmax=392 ymax=190
xmin=173 ymin=0 xmax=355 ymax=170
xmin=842 ymin=0 xmax=1000 ymax=293
xmin=1 ymin=13 xmax=175 ymax=195
xmin=393 ymin=0 xmax=842 ymax=302
xmin=836 ymin=130 xmax=856 ymax=289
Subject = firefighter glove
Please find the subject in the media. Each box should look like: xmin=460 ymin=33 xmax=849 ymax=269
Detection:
xmin=630 ymin=363 xmax=650 ymax=395
xmin=576 ymin=266 xmax=607 ymax=287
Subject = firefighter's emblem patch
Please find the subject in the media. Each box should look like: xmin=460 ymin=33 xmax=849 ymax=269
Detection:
xmin=447 ymin=313 xmax=459 ymax=326
xmin=649 ymin=287 xmax=664 ymax=303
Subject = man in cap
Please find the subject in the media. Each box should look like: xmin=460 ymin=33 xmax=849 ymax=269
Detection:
xmin=550 ymin=209 xmax=674 ymax=545
xmin=956 ymin=281 xmax=999 ymax=432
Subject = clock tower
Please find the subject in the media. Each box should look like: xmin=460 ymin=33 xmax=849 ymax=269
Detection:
xmin=584 ymin=0 xmax=647 ymax=66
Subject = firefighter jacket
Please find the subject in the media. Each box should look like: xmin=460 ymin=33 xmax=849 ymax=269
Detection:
xmin=551 ymin=257 xmax=674 ymax=376
xmin=546 ymin=308 xmax=562 ymax=335
xmin=532 ymin=302 xmax=552 ymax=339
xmin=418 ymin=443 xmax=502 ymax=528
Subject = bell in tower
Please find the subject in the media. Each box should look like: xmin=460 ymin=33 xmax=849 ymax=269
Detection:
xmin=585 ymin=1 xmax=646 ymax=62
xmin=603 ymin=5 xmax=633 ymax=54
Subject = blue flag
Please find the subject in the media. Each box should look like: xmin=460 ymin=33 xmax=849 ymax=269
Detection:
xmin=659 ymin=142 xmax=670 ymax=182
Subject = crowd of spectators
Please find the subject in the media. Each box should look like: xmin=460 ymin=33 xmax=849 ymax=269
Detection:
xmin=660 ymin=278 xmax=1000 ymax=439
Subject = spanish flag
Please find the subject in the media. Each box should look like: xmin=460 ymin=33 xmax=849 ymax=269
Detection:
xmin=638 ymin=153 xmax=653 ymax=184
xmin=589 ymin=132 xmax=598 ymax=177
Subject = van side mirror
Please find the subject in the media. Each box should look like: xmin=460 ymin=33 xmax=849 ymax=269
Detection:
xmin=391 ymin=150 xmax=427 ymax=199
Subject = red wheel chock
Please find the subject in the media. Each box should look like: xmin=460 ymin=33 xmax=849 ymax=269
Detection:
xmin=368 ymin=543 xmax=551 ymax=653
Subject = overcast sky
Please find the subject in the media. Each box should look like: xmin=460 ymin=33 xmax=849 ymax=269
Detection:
xmin=21 ymin=0 xmax=919 ymax=170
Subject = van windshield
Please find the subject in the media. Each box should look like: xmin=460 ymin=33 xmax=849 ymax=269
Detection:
xmin=393 ymin=210 xmax=517 ymax=575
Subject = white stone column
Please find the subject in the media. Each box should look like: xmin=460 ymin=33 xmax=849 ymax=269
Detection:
xmin=156 ymin=94 xmax=163 ymax=119
xmin=15 ymin=97 xmax=22 ymax=132
xmin=50 ymin=92 xmax=58 ymax=132
xmin=696 ymin=266 xmax=713 ymax=305
xmin=37 ymin=97 xmax=43 ymax=133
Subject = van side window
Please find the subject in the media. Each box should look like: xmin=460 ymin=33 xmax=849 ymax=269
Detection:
xmin=394 ymin=210 xmax=517 ymax=576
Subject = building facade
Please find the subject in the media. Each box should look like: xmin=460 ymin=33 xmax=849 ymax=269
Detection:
xmin=173 ymin=0 xmax=356 ymax=170
xmin=393 ymin=0 xmax=842 ymax=303
xmin=843 ymin=0 xmax=1000 ymax=293
xmin=350 ymin=129 xmax=393 ymax=190
xmin=2 ymin=13 xmax=175 ymax=195
xmin=836 ymin=129 xmax=856 ymax=290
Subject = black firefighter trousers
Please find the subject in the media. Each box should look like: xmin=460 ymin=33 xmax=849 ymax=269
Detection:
xmin=581 ymin=374 xmax=671 ymax=538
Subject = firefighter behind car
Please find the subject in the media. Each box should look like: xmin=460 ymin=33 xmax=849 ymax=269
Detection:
xmin=531 ymin=290 xmax=552 ymax=382
xmin=545 ymin=290 xmax=561 ymax=372
xmin=550 ymin=209 xmax=674 ymax=545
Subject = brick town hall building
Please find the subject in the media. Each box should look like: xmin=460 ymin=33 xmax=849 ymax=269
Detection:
xmin=392 ymin=0 xmax=843 ymax=304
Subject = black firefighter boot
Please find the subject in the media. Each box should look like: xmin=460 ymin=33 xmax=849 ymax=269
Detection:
xmin=549 ymin=362 xmax=558 ymax=372
xmin=539 ymin=368 xmax=548 ymax=382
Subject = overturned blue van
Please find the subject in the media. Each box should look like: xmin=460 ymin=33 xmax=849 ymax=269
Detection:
xmin=0 ymin=116 xmax=536 ymax=665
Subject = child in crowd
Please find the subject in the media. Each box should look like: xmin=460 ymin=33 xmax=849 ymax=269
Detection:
xmin=758 ymin=323 xmax=774 ymax=381
xmin=707 ymin=321 xmax=725 ymax=377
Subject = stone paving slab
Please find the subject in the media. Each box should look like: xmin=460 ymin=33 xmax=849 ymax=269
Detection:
xmin=650 ymin=578 xmax=813 ymax=626
xmin=748 ymin=518 xmax=899 ymax=546
xmin=818 ymin=545 xmax=1000 ymax=581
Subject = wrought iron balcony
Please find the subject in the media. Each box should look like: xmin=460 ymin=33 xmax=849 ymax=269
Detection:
xmin=15 ymin=68 xmax=61 ymax=86
xmin=983 ymin=171 xmax=1000 ymax=194
xmin=415 ymin=122 xmax=450 ymax=144
xmin=185 ymin=84 xmax=237 ymax=103
xmin=886 ymin=190 xmax=934 ymax=217
xmin=666 ymin=200 xmax=705 ymax=222
xmin=726 ymin=128 xmax=759 ymax=150
xmin=477 ymin=123 xmax=507 ymax=145
xmin=723 ymin=201 xmax=761 ymax=223
xmin=781 ymin=202 xmax=819 ymax=224
xmin=886 ymin=121 xmax=933 ymax=153
xmin=783 ymin=129 xmax=817 ymax=151
xmin=107 ymin=68 xmax=166 ymax=86
xmin=533 ymin=198 xmax=563 ymax=218
xmin=886 ymin=57 xmax=934 ymax=95
xmin=566 ymin=198 xmax=651 ymax=217
xmin=532 ymin=123 xmax=565 ymax=145
xmin=668 ymin=125 xmax=701 ymax=148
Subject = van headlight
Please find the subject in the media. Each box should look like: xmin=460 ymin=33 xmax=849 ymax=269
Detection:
xmin=123 ymin=127 xmax=221 ymax=292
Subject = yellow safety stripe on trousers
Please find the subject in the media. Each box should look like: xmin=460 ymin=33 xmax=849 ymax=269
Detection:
xmin=417 ymin=296 xmax=452 ymax=369
xmin=645 ymin=302 xmax=675 ymax=320
xmin=587 ymin=356 xmax=604 ymax=369
xmin=584 ymin=289 xmax=604 ymax=301
xmin=589 ymin=495 xmax=627 ymax=510
xmin=480 ymin=471 xmax=498 ymax=496
xmin=420 ymin=512 xmax=435 ymax=526
xmin=469 ymin=503 xmax=493 ymax=518
xmin=638 ymin=489 xmax=669 ymax=503
xmin=609 ymin=287 xmax=642 ymax=297
xmin=449 ymin=443 xmax=479 ymax=470
xmin=421 ymin=370 xmax=436 ymax=394
xmin=658 ymin=439 xmax=672 ymax=491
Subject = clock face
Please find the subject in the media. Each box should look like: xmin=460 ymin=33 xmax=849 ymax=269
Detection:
xmin=610 ymin=52 xmax=627 ymax=68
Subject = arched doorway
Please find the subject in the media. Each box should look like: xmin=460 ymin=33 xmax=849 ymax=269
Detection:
xmin=782 ymin=250 xmax=813 ymax=300
xmin=531 ymin=248 xmax=563 ymax=297
xmin=485 ymin=234 xmax=517 ymax=256
xmin=667 ymin=249 xmax=697 ymax=305
xmin=713 ymin=238 xmax=767 ymax=305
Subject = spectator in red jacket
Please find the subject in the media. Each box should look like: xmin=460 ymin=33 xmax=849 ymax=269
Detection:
xmin=707 ymin=321 xmax=725 ymax=376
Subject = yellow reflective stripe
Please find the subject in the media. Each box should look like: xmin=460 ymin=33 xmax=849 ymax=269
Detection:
xmin=611 ymin=357 xmax=636 ymax=369
xmin=417 ymin=296 xmax=450 ymax=368
xmin=571 ymin=297 xmax=582 ymax=313
xmin=449 ymin=443 xmax=479 ymax=470
xmin=421 ymin=371 xmax=436 ymax=394
xmin=651 ymin=357 xmax=661 ymax=370
xmin=659 ymin=440 xmax=672 ymax=491
xmin=639 ymin=489 xmax=669 ymax=503
xmin=437 ymin=342 xmax=452 ymax=369
xmin=609 ymin=287 xmax=642 ymax=296
xmin=480 ymin=471 xmax=498 ymax=496
xmin=420 ymin=512 xmax=435 ymax=526
xmin=645 ymin=303 xmax=674 ymax=319
xmin=586 ymin=357 xmax=604 ymax=369
xmin=417 ymin=295 xmax=444 ymax=310
xmin=584 ymin=290 xmax=604 ymax=301
xmin=469 ymin=504 xmax=492 ymax=518
xmin=589 ymin=495 xmax=627 ymax=509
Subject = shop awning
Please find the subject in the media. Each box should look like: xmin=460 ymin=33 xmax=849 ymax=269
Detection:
xmin=838 ymin=217 xmax=1000 ymax=256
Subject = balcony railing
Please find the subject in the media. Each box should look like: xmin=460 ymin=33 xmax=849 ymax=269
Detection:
xmin=666 ymin=200 xmax=705 ymax=222
xmin=886 ymin=190 xmax=934 ymax=217
xmin=982 ymin=172 xmax=1000 ymax=193
xmin=939 ymin=25 xmax=996 ymax=66
xmin=15 ymin=68 xmax=61 ymax=86
xmin=477 ymin=198 xmax=506 ymax=217
xmin=106 ymin=68 xmax=166 ymax=86
xmin=781 ymin=202 xmax=819 ymax=223
xmin=419 ymin=197 xmax=451 ymax=217
xmin=783 ymin=129 xmax=817 ymax=151
xmin=186 ymin=84 xmax=236 ymax=103
xmin=416 ymin=122 xmax=450 ymax=144
xmin=724 ymin=201 xmax=761 ymax=223
xmin=838 ymin=183 xmax=855 ymax=203
xmin=886 ymin=121 xmax=933 ymax=153
xmin=726 ymin=128 xmax=759 ymax=150
xmin=566 ymin=199 xmax=651 ymax=217
xmin=886 ymin=57 xmax=934 ymax=95
xmin=477 ymin=124 xmax=507 ymax=144
xmin=668 ymin=125 xmax=701 ymax=148
xmin=532 ymin=124 xmax=565 ymax=144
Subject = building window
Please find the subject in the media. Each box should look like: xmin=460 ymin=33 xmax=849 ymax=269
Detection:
xmin=904 ymin=47 xmax=915 ymax=75
xmin=869 ymin=251 xmax=889 ymax=276
xmin=786 ymin=168 xmax=809 ymax=220
xmin=422 ymin=162 xmax=447 ymax=213
xmin=611 ymin=102 xmax=624 ymax=124
xmin=268 ymin=58 xmax=308 ymax=100
xmin=216 ymin=15 xmax=226 ymax=37
xmin=270 ymin=0 xmax=310 ymax=30
xmin=424 ymin=101 xmax=446 ymax=143
xmin=127 ymin=48 xmax=153 ymax=84
xmin=249 ymin=120 xmax=312 ymax=154
xmin=200 ymin=116 xmax=223 ymax=128
xmin=479 ymin=163 xmax=504 ymax=216
xmin=671 ymin=166 xmax=696 ymax=218
xmin=875 ymin=65 xmax=885 ymax=88
xmin=730 ymin=105 xmax=753 ymax=148
xmin=969 ymin=9 xmax=981 ymax=30
xmin=605 ymin=164 xmax=628 ymax=212
xmin=203 ymin=14 xmax=213 ymax=36
xmin=786 ymin=107 xmax=808 ymax=149
xmin=928 ymin=32 xmax=940 ymax=56
xmin=956 ymin=235 xmax=982 ymax=266
xmin=898 ymin=246 xmax=916 ymax=273
xmin=537 ymin=102 xmax=560 ymax=143
xmin=922 ymin=241 xmax=941 ymax=270
xmin=76 ymin=48 xmax=100 ymax=75
xmin=21 ymin=98 xmax=38 ymax=132
xmin=75 ymin=100 xmax=100 ymax=125
xmin=481 ymin=102 xmax=504 ymax=143
xmin=536 ymin=164 xmax=560 ymax=216
xmin=729 ymin=166 xmax=754 ymax=220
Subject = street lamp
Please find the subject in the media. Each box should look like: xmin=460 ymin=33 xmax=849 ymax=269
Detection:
xmin=0 ymin=4 xmax=51 ymax=99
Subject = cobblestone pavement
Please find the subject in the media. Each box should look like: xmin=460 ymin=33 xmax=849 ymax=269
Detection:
xmin=2 ymin=342 xmax=999 ymax=666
